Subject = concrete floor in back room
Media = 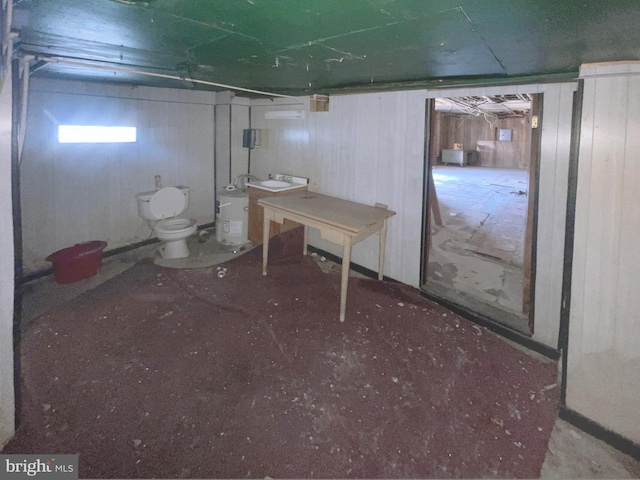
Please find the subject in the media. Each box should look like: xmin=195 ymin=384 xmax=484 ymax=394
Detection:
xmin=13 ymin=231 xmax=640 ymax=479
xmin=425 ymin=166 xmax=531 ymax=334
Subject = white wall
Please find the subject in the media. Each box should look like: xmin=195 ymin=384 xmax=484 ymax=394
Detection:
xmin=214 ymin=92 xmax=250 ymax=192
xmin=21 ymin=79 xmax=218 ymax=273
xmin=0 ymin=64 xmax=15 ymax=448
xmin=250 ymin=83 xmax=575 ymax=349
xmin=567 ymin=61 xmax=640 ymax=444
xmin=534 ymin=84 xmax=577 ymax=347
xmin=250 ymin=91 xmax=427 ymax=288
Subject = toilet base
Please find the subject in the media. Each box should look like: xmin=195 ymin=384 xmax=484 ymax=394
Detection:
xmin=159 ymin=239 xmax=190 ymax=259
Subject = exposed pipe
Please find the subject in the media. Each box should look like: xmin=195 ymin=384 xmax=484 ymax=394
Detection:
xmin=35 ymin=55 xmax=295 ymax=98
xmin=233 ymin=173 xmax=261 ymax=192
xmin=2 ymin=0 xmax=16 ymax=73
xmin=2 ymin=0 xmax=12 ymax=52
xmin=17 ymin=55 xmax=31 ymax=164
xmin=1 ymin=31 xmax=16 ymax=82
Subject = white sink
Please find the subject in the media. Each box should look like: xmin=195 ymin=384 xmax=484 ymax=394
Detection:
xmin=246 ymin=176 xmax=308 ymax=193
xmin=260 ymin=180 xmax=291 ymax=188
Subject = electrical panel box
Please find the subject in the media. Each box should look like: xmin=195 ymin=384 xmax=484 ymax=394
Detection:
xmin=242 ymin=129 xmax=263 ymax=149
xmin=498 ymin=128 xmax=512 ymax=142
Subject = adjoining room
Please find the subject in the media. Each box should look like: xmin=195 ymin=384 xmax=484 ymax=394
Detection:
xmin=424 ymin=95 xmax=536 ymax=334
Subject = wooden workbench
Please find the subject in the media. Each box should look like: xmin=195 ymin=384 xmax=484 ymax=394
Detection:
xmin=258 ymin=191 xmax=395 ymax=322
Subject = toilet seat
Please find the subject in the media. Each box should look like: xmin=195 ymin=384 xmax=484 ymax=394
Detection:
xmin=155 ymin=217 xmax=196 ymax=235
xmin=150 ymin=187 xmax=186 ymax=219
xmin=154 ymin=218 xmax=197 ymax=259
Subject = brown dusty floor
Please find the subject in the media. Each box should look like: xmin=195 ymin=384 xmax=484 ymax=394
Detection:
xmin=10 ymin=230 xmax=640 ymax=479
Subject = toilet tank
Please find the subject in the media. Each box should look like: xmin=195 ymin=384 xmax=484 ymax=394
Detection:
xmin=136 ymin=186 xmax=190 ymax=221
xmin=175 ymin=185 xmax=190 ymax=205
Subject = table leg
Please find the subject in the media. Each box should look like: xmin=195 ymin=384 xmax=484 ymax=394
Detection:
xmin=378 ymin=219 xmax=388 ymax=281
xmin=262 ymin=212 xmax=270 ymax=276
xmin=303 ymin=225 xmax=309 ymax=256
xmin=339 ymin=236 xmax=352 ymax=322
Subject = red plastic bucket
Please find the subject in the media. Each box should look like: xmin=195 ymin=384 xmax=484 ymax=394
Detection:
xmin=46 ymin=241 xmax=108 ymax=284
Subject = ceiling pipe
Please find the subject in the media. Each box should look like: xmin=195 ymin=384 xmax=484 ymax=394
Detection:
xmin=17 ymin=54 xmax=33 ymax=164
xmin=2 ymin=0 xmax=17 ymax=77
xmin=34 ymin=55 xmax=295 ymax=98
xmin=2 ymin=0 xmax=12 ymax=48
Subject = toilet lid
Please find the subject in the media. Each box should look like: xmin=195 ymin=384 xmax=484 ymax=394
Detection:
xmin=150 ymin=187 xmax=186 ymax=219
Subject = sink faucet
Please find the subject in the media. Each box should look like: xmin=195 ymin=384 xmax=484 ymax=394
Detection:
xmin=234 ymin=173 xmax=262 ymax=192
xmin=283 ymin=175 xmax=293 ymax=183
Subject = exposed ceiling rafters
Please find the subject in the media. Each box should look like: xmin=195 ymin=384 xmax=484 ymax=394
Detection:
xmin=435 ymin=94 xmax=532 ymax=119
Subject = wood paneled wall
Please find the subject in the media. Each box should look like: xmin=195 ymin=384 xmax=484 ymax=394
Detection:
xmin=533 ymin=83 xmax=577 ymax=348
xmin=567 ymin=62 xmax=640 ymax=444
xmin=0 ymin=61 xmax=15 ymax=448
xmin=21 ymin=79 xmax=217 ymax=273
xmin=250 ymin=92 xmax=426 ymax=288
xmin=435 ymin=112 xmax=531 ymax=169
xmin=214 ymin=92 xmax=250 ymax=193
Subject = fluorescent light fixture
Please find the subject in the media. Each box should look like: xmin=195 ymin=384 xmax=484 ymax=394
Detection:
xmin=58 ymin=125 xmax=137 ymax=143
xmin=264 ymin=110 xmax=305 ymax=120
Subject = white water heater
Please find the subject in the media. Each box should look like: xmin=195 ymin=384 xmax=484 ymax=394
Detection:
xmin=216 ymin=189 xmax=249 ymax=245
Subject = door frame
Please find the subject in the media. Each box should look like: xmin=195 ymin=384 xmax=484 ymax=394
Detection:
xmin=420 ymin=93 xmax=543 ymax=337
xmin=523 ymin=93 xmax=543 ymax=332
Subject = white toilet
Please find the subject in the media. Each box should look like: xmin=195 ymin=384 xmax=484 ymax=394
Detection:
xmin=136 ymin=186 xmax=197 ymax=259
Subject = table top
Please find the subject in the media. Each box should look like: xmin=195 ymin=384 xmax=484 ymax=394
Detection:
xmin=258 ymin=191 xmax=395 ymax=234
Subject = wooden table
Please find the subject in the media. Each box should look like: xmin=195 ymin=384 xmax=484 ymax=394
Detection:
xmin=259 ymin=191 xmax=396 ymax=322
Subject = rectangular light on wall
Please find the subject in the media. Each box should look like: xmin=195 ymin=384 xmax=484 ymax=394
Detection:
xmin=264 ymin=110 xmax=305 ymax=120
xmin=58 ymin=125 xmax=137 ymax=143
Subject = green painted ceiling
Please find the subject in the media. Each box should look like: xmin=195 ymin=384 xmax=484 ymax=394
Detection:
xmin=11 ymin=0 xmax=640 ymax=96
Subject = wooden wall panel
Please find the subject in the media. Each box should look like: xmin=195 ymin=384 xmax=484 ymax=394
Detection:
xmin=230 ymin=105 xmax=250 ymax=183
xmin=250 ymin=91 xmax=427 ymax=288
xmin=567 ymin=63 xmax=640 ymax=444
xmin=475 ymin=140 xmax=527 ymax=169
xmin=436 ymin=113 xmax=531 ymax=168
xmin=21 ymin=79 xmax=217 ymax=273
xmin=533 ymin=83 xmax=576 ymax=347
xmin=249 ymin=98 xmax=310 ymax=182
xmin=0 ymin=61 xmax=15 ymax=448
xmin=215 ymin=105 xmax=232 ymax=191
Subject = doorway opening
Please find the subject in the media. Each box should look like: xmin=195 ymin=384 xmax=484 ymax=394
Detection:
xmin=422 ymin=93 xmax=541 ymax=335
